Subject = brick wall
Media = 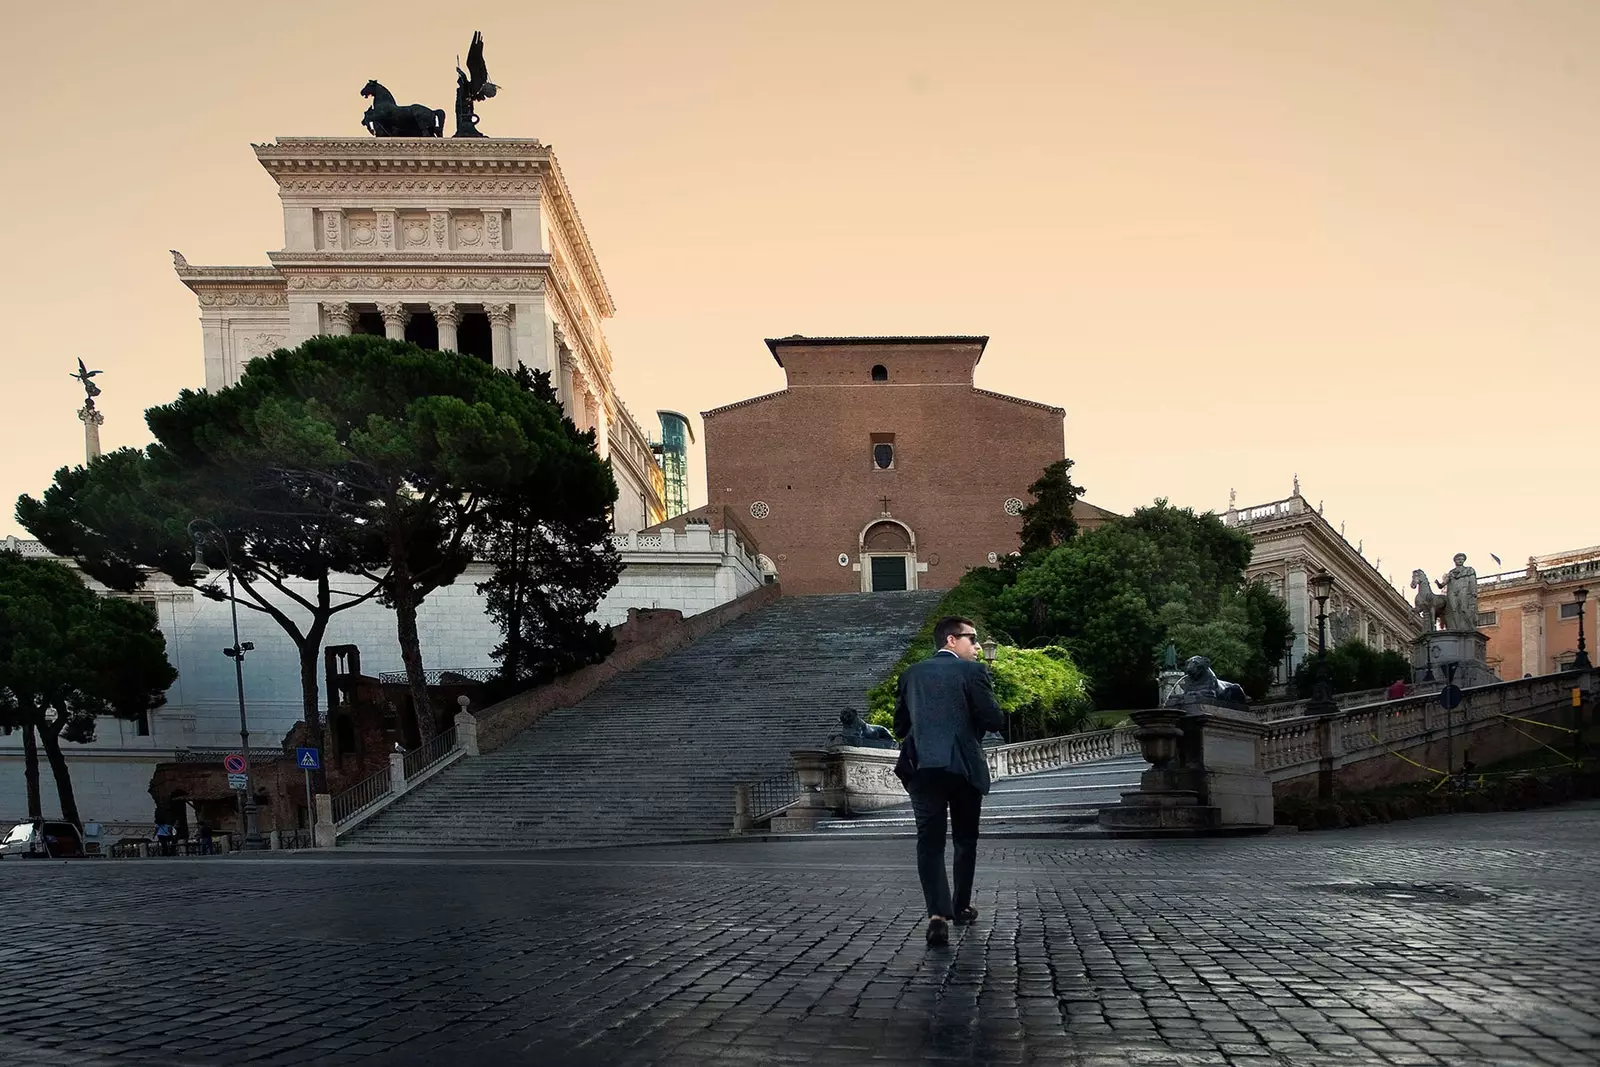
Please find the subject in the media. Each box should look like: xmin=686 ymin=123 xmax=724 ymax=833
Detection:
xmin=703 ymin=339 xmax=1066 ymax=595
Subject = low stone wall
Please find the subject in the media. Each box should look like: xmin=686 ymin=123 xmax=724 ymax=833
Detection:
xmin=475 ymin=582 xmax=783 ymax=754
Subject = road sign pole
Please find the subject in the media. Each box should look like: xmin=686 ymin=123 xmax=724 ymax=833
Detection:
xmin=304 ymin=770 xmax=312 ymax=834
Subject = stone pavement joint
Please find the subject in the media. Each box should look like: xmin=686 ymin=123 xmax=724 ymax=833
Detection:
xmin=1 ymin=805 xmax=1599 ymax=1065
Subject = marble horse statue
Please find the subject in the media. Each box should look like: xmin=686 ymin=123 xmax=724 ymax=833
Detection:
xmin=361 ymin=80 xmax=445 ymax=137
xmin=1410 ymin=569 xmax=1447 ymax=632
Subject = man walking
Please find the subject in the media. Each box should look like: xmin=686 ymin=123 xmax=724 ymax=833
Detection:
xmin=894 ymin=615 xmax=1006 ymax=946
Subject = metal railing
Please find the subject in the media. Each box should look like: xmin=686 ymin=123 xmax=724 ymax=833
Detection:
xmin=375 ymin=667 xmax=494 ymax=685
xmin=331 ymin=765 xmax=393 ymax=827
xmin=404 ymin=726 xmax=458 ymax=780
xmin=747 ymin=768 xmax=801 ymax=822
xmin=173 ymin=747 xmax=286 ymax=764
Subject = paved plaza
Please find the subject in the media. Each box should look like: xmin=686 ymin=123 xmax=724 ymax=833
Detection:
xmin=2 ymin=807 xmax=1599 ymax=1067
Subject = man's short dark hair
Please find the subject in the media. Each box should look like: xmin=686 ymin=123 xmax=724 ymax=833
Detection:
xmin=933 ymin=615 xmax=976 ymax=650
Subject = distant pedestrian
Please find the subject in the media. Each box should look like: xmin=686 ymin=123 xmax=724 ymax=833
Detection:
xmin=197 ymin=822 xmax=214 ymax=856
xmin=1386 ymin=678 xmax=1407 ymax=701
xmin=893 ymin=615 xmax=1005 ymax=947
xmin=154 ymin=822 xmax=174 ymax=857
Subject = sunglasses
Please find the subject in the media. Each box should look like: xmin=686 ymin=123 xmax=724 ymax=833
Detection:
xmin=955 ymin=632 xmax=980 ymax=642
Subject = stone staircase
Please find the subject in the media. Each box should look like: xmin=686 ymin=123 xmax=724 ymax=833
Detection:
xmin=810 ymin=755 xmax=1146 ymax=837
xmin=342 ymin=590 xmax=943 ymax=849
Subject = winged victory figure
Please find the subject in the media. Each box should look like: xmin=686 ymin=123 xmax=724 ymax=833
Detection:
xmin=453 ymin=31 xmax=499 ymax=138
xmin=71 ymin=359 xmax=103 ymax=400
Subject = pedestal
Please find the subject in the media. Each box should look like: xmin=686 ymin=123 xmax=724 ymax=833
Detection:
xmin=1413 ymin=630 xmax=1498 ymax=689
xmin=1098 ymin=704 xmax=1274 ymax=836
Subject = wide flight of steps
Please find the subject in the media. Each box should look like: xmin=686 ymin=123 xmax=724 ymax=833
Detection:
xmin=809 ymin=755 xmax=1146 ymax=837
xmin=343 ymin=590 xmax=943 ymax=849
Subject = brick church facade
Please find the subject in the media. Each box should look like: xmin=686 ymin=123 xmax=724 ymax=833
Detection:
xmin=700 ymin=336 xmax=1113 ymax=596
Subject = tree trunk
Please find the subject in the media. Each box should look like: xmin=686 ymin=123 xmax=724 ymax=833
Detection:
xmin=503 ymin=521 xmax=528 ymax=681
xmin=21 ymin=721 xmax=42 ymax=820
xmin=385 ymin=536 xmax=435 ymax=747
xmin=298 ymin=587 xmax=331 ymax=794
xmin=36 ymin=719 xmax=82 ymax=828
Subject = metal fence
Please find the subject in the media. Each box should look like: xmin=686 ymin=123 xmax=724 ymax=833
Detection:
xmin=375 ymin=667 xmax=495 ymax=685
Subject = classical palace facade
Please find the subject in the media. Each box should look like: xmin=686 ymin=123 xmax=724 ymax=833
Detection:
xmin=700 ymin=336 xmax=1115 ymax=596
xmin=173 ymin=137 xmax=666 ymax=533
xmin=1476 ymin=545 xmax=1600 ymax=677
xmin=1223 ymin=487 xmax=1420 ymax=683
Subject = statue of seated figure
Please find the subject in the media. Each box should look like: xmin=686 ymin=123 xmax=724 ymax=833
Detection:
xmin=1166 ymin=655 xmax=1249 ymax=707
xmin=838 ymin=708 xmax=898 ymax=749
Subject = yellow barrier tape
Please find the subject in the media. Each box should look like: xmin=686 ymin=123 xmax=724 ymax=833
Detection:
xmin=1502 ymin=721 xmax=1579 ymax=766
xmin=1367 ymin=733 xmax=1449 ymax=779
xmin=1494 ymin=712 xmax=1578 ymax=735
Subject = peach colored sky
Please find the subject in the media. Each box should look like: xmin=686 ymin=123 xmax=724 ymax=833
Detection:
xmin=2 ymin=1 xmax=1595 ymax=592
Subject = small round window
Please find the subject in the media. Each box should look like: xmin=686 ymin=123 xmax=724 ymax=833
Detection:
xmin=1003 ymin=498 xmax=1024 ymax=516
xmin=749 ymin=501 xmax=771 ymax=519
xmin=870 ymin=364 xmax=888 ymax=382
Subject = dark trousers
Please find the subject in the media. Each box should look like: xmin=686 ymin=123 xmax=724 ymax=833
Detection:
xmin=907 ymin=769 xmax=983 ymax=919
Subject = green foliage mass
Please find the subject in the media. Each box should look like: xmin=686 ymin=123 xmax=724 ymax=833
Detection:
xmin=1293 ymin=640 xmax=1414 ymax=697
xmin=862 ymin=569 xmax=1092 ymax=740
xmin=987 ymin=499 xmax=1295 ymax=710
xmin=0 ymin=551 xmax=177 ymax=825
xmin=1018 ymin=458 xmax=1084 ymax=556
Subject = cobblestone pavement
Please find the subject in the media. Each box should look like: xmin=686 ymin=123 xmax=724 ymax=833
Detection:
xmin=2 ymin=806 xmax=1599 ymax=1067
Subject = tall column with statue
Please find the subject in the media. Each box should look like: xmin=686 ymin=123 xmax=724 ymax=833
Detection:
xmin=1409 ymin=553 xmax=1498 ymax=687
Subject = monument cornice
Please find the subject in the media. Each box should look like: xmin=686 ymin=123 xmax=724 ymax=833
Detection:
xmin=171 ymin=250 xmax=283 ymax=285
xmin=252 ymin=136 xmax=615 ymax=317
xmin=268 ymin=251 xmax=552 ymax=268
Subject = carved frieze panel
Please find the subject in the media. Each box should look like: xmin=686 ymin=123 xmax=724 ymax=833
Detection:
xmin=346 ymin=212 xmax=379 ymax=250
xmin=194 ymin=287 xmax=287 ymax=307
xmin=321 ymin=209 xmax=343 ymax=251
xmin=285 ymin=273 xmax=546 ymax=293
xmin=455 ymin=213 xmax=484 ymax=249
xmin=485 ymin=210 xmax=503 ymax=250
xmin=375 ymin=210 xmax=396 ymax=251
xmin=275 ymin=177 xmax=544 ymax=196
xmin=400 ymin=213 xmax=431 ymax=249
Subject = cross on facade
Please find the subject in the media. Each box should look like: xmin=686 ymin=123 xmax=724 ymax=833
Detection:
xmin=879 ymin=496 xmax=891 ymax=514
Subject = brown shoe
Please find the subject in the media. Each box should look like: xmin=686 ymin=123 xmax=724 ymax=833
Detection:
xmin=954 ymin=907 xmax=978 ymax=926
xmin=925 ymin=917 xmax=949 ymax=946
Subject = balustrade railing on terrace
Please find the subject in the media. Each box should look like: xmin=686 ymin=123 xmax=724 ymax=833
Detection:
xmin=983 ymin=727 xmax=1142 ymax=779
xmin=1261 ymin=671 xmax=1592 ymax=780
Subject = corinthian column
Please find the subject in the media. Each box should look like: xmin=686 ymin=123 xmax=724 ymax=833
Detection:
xmin=78 ymin=403 xmax=104 ymax=463
xmin=430 ymin=302 xmax=461 ymax=353
xmin=324 ymin=302 xmax=358 ymax=337
xmin=378 ymin=302 xmax=409 ymax=341
xmin=485 ymin=303 xmax=514 ymax=371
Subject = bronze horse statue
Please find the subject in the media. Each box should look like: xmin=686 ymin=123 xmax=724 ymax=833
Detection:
xmin=360 ymin=80 xmax=445 ymax=137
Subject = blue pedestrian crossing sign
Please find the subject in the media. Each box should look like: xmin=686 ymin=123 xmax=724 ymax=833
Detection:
xmin=296 ymin=747 xmax=321 ymax=771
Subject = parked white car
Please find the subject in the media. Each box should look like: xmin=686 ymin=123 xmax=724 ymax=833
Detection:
xmin=0 ymin=820 xmax=92 ymax=859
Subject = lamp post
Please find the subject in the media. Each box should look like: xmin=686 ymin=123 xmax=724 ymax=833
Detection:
xmin=1308 ymin=571 xmax=1338 ymax=715
xmin=1573 ymin=588 xmax=1592 ymax=672
xmin=188 ymin=519 xmax=266 ymax=851
xmin=980 ymin=639 xmax=1005 ymax=741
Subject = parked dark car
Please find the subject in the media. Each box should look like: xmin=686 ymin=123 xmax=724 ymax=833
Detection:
xmin=0 ymin=820 xmax=88 ymax=859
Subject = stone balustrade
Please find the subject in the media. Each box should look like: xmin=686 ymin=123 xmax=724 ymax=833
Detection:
xmin=983 ymin=727 xmax=1141 ymax=779
xmin=1263 ymin=670 xmax=1594 ymax=798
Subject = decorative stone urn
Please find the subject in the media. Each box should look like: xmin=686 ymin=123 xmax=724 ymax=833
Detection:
xmin=1132 ymin=708 xmax=1187 ymax=768
xmin=770 ymin=749 xmax=830 ymax=833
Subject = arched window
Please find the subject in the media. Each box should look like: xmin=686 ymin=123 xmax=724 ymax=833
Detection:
xmin=870 ymin=364 xmax=888 ymax=382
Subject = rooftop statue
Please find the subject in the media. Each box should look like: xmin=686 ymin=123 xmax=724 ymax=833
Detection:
xmin=360 ymin=79 xmax=445 ymax=138
xmin=454 ymin=31 xmax=499 ymax=138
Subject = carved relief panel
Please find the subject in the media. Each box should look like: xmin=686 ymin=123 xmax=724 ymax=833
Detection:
xmin=454 ymin=212 xmax=484 ymax=249
xmin=400 ymin=212 xmax=432 ymax=249
xmin=320 ymin=209 xmax=344 ymax=251
xmin=345 ymin=211 xmax=379 ymax=250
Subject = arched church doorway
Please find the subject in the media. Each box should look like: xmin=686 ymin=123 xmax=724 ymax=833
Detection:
xmin=860 ymin=520 xmax=917 ymax=592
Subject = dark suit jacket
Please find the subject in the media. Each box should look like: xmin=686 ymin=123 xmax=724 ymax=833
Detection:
xmin=894 ymin=650 xmax=1007 ymax=795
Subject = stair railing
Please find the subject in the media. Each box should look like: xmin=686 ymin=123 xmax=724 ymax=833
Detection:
xmin=733 ymin=768 xmax=802 ymax=832
xmin=984 ymin=725 xmax=1141 ymax=780
xmin=330 ymin=724 xmax=468 ymax=839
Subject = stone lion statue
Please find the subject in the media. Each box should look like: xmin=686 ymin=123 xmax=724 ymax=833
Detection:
xmin=838 ymin=708 xmax=897 ymax=750
xmin=1168 ymin=655 xmax=1249 ymax=706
